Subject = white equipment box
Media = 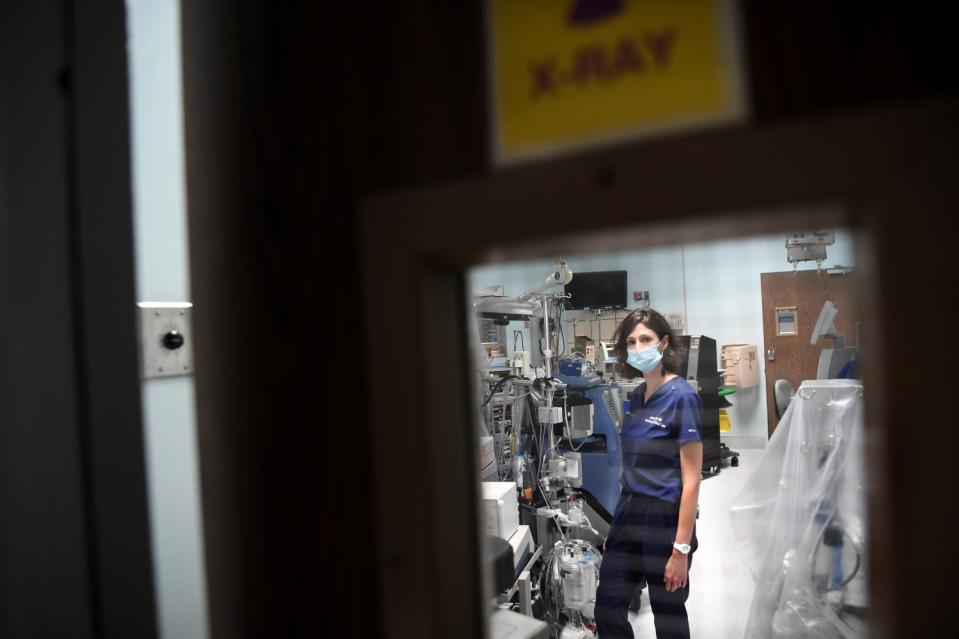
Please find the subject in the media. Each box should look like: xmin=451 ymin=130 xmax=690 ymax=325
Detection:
xmin=507 ymin=525 xmax=534 ymax=571
xmin=479 ymin=436 xmax=496 ymax=479
xmin=721 ymin=343 xmax=760 ymax=389
xmin=481 ymin=481 xmax=520 ymax=540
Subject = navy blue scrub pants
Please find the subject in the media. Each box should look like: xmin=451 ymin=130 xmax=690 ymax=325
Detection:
xmin=595 ymin=493 xmax=698 ymax=638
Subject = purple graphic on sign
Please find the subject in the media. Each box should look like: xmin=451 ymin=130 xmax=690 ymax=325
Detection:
xmin=568 ymin=0 xmax=625 ymax=26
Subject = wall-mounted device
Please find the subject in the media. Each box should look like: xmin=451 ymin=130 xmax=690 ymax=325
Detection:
xmin=138 ymin=302 xmax=194 ymax=379
xmin=786 ymin=230 xmax=835 ymax=268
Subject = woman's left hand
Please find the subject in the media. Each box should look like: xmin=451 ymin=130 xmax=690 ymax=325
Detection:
xmin=664 ymin=551 xmax=688 ymax=592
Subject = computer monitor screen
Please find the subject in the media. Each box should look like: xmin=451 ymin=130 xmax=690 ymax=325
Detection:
xmin=564 ymin=271 xmax=627 ymax=310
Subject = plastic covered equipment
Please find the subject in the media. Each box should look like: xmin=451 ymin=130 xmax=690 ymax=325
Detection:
xmin=730 ymin=379 xmax=868 ymax=638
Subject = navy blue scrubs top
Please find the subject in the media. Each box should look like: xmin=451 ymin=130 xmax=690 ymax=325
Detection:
xmin=620 ymin=377 xmax=703 ymax=503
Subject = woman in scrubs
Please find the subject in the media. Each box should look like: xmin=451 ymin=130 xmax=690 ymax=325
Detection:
xmin=595 ymin=308 xmax=703 ymax=638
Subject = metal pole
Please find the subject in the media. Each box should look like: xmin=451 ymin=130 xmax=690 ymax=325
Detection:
xmin=542 ymin=296 xmax=552 ymax=379
xmin=546 ymin=386 xmax=556 ymax=462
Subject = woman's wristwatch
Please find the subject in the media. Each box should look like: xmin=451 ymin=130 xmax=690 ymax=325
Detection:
xmin=672 ymin=541 xmax=692 ymax=555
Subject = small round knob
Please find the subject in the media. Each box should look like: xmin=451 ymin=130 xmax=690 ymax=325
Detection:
xmin=162 ymin=330 xmax=185 ymax=350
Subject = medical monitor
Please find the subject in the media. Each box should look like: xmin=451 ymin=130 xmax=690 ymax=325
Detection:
xmin=564 ymin=270 xmax=627 ymax=310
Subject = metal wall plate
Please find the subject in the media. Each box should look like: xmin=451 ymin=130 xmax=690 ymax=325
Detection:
xmin=138 ymin=302 xmax=193 ymax=379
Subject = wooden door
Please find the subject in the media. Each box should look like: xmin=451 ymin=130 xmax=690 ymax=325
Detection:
xmin=760 ymin=269 xmax=860 ymax=437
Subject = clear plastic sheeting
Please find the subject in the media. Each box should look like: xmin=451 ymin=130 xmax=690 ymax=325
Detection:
xmin=730 ymin=379 xmax=868 ymax=638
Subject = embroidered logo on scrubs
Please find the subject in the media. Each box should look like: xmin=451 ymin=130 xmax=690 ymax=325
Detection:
xmin=645 ymin=416 xmax=666 ymax=428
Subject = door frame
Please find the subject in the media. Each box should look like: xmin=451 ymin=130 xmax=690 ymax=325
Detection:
xmin=1 ymin=0 xmax=157 ymax=636
xmin=361 ymin=100 xmax=959 ymax=638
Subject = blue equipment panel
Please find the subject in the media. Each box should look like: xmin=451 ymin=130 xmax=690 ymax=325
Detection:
xmin=557 ymin=377 xmax=623 ymax=515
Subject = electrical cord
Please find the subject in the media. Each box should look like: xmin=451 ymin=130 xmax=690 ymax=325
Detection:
xmin=537 ymin=555 xmax=559 ymax=629
xmin=528 ymin=391 xmax=554 ymax=501
xmin=507 ymin=393 xmax=530 ymax=468
xmin=536 ymin=316 xmax=557 ymax=359
xmin=527 ymin=391 xmax=548 ymax=474
xmin=564 ymin=414 xmax=587 ymax=452
xmin=558 ymin=303 xmax=567 ymax=356
xmin=812 ymin=523 xmax=867 ymax=638
xmin=513 ymin=330 xmax=525 ymax=352
xmin=533 ymin=387 xmax=570 ymax=546
xmin=812 ymin=523 xmax=863 ymax=592
xmin=537 ymin=478 xmax=567 ymax=544
xmin=481 ymin=375 xmax=513 ymax=407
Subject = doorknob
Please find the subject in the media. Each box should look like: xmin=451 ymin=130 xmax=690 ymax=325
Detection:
xmin=767 ymin=347 xmax=776 ymax=361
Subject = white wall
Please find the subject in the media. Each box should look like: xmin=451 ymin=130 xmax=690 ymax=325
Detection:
xmin=469 ymin=229 xmax=857 ymax=445
xmin=127 ymin=0 xmax=210 ymax=637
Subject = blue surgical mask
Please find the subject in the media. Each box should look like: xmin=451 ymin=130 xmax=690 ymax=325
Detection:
xmin=626 ymin=343 xmax=663 ymax=373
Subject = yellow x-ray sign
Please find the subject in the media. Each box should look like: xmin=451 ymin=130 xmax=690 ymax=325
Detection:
xmin=488 ymin=0 xmax=749 ymax=165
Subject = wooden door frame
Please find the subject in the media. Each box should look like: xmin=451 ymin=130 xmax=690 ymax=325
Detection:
xmin=361 ymin=100 xmax=959 ymax=638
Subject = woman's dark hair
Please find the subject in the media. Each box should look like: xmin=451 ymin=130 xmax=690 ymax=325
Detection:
xmin=612 ymin=308 xmax=686 ymax=379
